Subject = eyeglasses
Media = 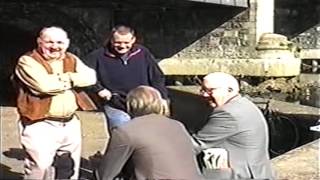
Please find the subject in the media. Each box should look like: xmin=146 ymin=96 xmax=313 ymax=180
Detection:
xmin=200 ymin=87 xmax=222 ymax=94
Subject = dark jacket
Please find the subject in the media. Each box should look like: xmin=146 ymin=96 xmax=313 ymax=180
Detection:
xmin=85 ymin=44 xmax=168 ymax=110
xmin=96 ymin=114 xmax=202 ymax=180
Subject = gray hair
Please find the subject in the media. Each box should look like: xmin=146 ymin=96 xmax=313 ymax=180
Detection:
xmin=203 ymin=72 xmax=240 ymax=93
xmin=126 ymin=86 xmax=167 ymax=117
xmin=39 ymin=26 xmax=68 ymax=39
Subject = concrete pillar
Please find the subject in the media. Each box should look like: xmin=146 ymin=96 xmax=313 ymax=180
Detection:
xmin=255 ymin=0 xmax=274 ymax=42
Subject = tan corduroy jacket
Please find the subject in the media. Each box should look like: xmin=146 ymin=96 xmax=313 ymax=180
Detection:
xmin=14 ymin=50 xmax=96 ymax=121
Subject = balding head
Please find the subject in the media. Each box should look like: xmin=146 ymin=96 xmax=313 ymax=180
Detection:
xmin=203 ymin=72 xmax=239 ymax=93
xmin=37 ymin=26 xmax=70 ymax=60
xmin=39 ymin=26 xmax=68 ymax=39
xmin=201 ymin=72 xmax=240 ymax=108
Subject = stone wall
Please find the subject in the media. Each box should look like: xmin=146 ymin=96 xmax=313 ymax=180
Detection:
xmin=275 ymin=0 xmax=320 ymax=49
xmin=0 ymin=1 xmax=252 ymax=60
xmin=0 ymin=0 xmax=318 ymax=64
xmin=114 ymin=3 xmax=253 ymax=59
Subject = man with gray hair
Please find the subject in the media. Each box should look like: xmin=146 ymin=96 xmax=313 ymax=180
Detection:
xmin=96 ymin=85 xmax=202 ymax=180
xmin=14 ymin=26 xmax=96 ymax=179
xmin=193 ymin=72 xmax=274 ymax=179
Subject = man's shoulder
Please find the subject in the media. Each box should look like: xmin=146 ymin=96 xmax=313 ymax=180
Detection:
xmin=66 ymin=52 xmax=80 ymax=59
xmin=132 ymin=44 xmax=151 ymax=54
xmin=133 ymin=44 xmax=147 ymax=50
xmin=17 ymin=52 xmax=38 ymax=64
xmin=131 ymin=114 xmax=182 ymax=128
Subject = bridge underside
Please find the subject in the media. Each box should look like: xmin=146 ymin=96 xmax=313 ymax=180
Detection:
xmin=187 ymin=0 xmax=248 ymax=7
xmin=0 ymin=0 xmax=248 ymax=8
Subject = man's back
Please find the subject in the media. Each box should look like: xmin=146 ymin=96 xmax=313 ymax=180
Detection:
xmin=220 ymin=96 xmax=272 ymax=177
xmin=124 ymin=114 xmax=200 ymax=179
xmin=98 ymin=114 xmax=201 ymax=180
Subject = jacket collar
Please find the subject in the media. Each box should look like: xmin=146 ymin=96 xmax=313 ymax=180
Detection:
xmin=104 ymin=44 xmax=141 ymax=59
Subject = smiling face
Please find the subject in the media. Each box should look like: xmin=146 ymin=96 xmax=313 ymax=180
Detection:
xmin=200 ymin=79 xmax=229 ymax=108
xmin=111 ymin=31 xmax=136 ymax=55
xmin=200 ymin=72 xmax=239 ymax=108
xmin=37 ymin=27 xmax=70 ymax=60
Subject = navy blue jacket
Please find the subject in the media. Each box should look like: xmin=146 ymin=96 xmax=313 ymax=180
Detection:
xmin=85 ymin=44 xmax=168 ymax=109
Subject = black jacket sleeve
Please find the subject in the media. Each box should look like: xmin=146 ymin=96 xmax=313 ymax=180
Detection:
xmin=145 ymin=48 xmax=168 ymax=99
xmin=84 ymin=48 xmax=105 ymax=93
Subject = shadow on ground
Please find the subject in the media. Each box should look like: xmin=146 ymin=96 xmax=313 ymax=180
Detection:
xmin=1 ymin=148 xmax=100 ymax=180
xmin=0 ymin=163 xmax=23 ymax=180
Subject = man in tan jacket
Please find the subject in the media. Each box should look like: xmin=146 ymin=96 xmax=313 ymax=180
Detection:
xmin=14 ymin=26 xmax=96 ymax=179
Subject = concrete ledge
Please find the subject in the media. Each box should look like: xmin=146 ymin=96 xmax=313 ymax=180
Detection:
xmin=76 ymin=111 xmax=109 ymax=158
xmin=272 ymin=139 xmax=320 ymax=180
xmin=159 ymin=58 xmax=301 ymax=76
xmin=187 ymin=0 xmax=248 ymax=7
xmin=299 ymin=73 xmax=320 ymax=84
xmin=300 ymin=49 xmax=320 ymax=59
xmin=168 ymin=86 xmax=320 ymax=117
xmin=168 ymin=86 xmax=320 ymax=120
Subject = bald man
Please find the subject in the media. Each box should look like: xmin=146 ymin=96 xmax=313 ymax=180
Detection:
xmin=14 ymin=26 xmax=96 ymax=179
xmin=193 ymin=72 xmax=274 ymax=179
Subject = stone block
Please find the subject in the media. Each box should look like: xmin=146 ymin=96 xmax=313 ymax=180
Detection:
xmin=272 ymin=139 xmax=320 ymax=180
xmin=159 ymin=57 xmax=301 ymax=77
xmin=76 ymin=111 xmax=109 ymax=158
xmin=299 ymin=49 xmax=320 ymax=59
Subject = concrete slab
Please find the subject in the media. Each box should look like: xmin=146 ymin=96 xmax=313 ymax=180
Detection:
xmin=159 ymin=58 xmax=301 ymax=76
xmin=300 ymin=49 xmax=320 ymax=59
xmin=272 ymin=138 xmax=320 ymax=180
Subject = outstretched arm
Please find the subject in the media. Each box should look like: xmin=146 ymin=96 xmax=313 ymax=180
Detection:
xmin=192 ymin=110 xmax=237 ymax=151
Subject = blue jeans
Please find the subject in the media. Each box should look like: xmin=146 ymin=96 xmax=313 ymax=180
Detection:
xmin=103 ymin=104 xmax=131 ymax=128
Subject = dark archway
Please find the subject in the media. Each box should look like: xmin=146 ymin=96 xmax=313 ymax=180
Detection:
xmin=0 ymin=23 xmax=36 ymax=106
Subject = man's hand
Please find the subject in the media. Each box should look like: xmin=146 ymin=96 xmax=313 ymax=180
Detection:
xmin=58 ymin=73 xmax=72 ymax=90
xmin=203 ymin=148 xmax=229 ymax=169
xmin=98 ymin=89 xmax=112 ymax=101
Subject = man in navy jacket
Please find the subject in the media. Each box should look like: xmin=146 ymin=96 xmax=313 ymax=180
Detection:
xmin=85 ymin=25 xmax=168 ymax=128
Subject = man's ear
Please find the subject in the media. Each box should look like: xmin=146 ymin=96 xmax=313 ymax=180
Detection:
xmin=131 ymin=36 xmax=136 ymax=44
xmin=65 ymin=38 xmax=70 ymax=48
xmin=36 ymin=37 xmax=42 ymax=45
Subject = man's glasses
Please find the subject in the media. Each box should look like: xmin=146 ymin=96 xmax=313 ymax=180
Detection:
xmin=200 ymin=87 xmax=219 ymax=94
